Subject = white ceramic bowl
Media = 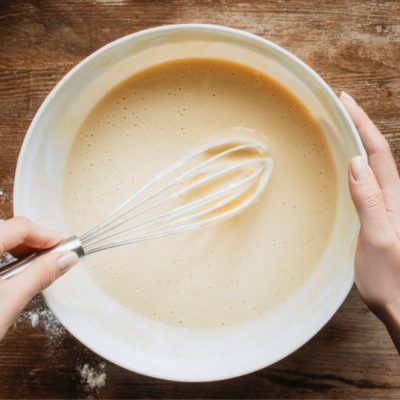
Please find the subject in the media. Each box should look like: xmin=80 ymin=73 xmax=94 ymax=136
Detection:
xmin=14 ymin=24 xmax=364 ymax=382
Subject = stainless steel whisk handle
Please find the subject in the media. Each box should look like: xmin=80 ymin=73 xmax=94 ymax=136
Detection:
xmin=0 ymin=236 xmax=85 ymax=280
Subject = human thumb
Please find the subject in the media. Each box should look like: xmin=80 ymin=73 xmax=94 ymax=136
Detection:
xmin=348 ymin=156 xmax=391 ymax=242
xmin=6 ymin=251 xmax=79 ymax=306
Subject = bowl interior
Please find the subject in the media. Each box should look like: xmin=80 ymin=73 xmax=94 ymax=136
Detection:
xmin=14 ymin=25 xmax=362 ymax=381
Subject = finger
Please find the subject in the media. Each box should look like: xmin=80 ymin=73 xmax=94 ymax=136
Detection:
xmin=11 ymin=242 xmax=56 ymax=259
xmin=348 ymin=156 xmax=394 ymax=243
xmin=0 ymin=217 xmax=64 ymax=256
xmin=340 ymin=92 xmax=400 ymax=216
xmin=4 ymin=251 xmax=79 ymax=306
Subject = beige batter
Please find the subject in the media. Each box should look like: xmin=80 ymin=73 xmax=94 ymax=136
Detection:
xmin=64 ymin=58 xmax=337 ymax=330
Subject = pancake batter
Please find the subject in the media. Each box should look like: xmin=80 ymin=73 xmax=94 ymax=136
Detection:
xmin=64 ymin=58 xmax=337 ymax=329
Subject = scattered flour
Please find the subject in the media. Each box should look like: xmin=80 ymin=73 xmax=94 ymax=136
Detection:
xmin=17 ymin=300 xmax=66 ymax=348
xmin=17 ymin=299 xmax=108 ymax=395
xmin=77 ymin=363 xmax=107 ymax=392
xmin=29 ymin=313 xmax=39 ymax=328
xmin=0 ymin=187 xmax=7 ymax=202
xmin=19 ymin=309 xmax=65 ymax=336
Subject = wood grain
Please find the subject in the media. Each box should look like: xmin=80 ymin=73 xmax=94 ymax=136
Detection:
xmin=0 ymin=0 xmax=399 ymax=398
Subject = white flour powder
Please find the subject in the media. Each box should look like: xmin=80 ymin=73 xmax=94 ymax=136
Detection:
xmin=77 ymin=363 xmax=107 ymax=392
xmin=16 ymin=297 xmax=66 ymax=348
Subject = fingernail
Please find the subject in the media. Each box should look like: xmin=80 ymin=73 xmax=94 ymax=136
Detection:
xmin=57 ymin=251 xmax=79 ymax=272
xmin=341 ymin=91 xmax=357 ymax=106
xmin=350 ymin=156 xmax=370 ymax=181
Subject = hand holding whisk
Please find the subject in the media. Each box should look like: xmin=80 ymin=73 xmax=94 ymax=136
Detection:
xmin=0 ymin=137 xmax=273 ymax=279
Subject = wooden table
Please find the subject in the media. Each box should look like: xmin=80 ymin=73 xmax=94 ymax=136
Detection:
xmin=1 ymin=1 xmax=399 ymax=398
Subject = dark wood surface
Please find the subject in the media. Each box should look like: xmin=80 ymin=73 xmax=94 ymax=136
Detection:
xmin=1 ymin=1 xmax=400 ymax=398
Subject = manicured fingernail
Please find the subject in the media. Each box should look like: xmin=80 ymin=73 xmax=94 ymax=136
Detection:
xmin=350 ymin=156 xmax=370 ymax=181
xmin=57 ymin=252 xmax=79 ymax=272
xmin=341 ymin=91 xmax=357 ymax=105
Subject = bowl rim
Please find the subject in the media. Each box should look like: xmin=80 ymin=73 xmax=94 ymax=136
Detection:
xmin=13 ymin=23 xmax=365 ymax=382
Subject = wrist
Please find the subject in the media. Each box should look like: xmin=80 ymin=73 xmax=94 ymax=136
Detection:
xmin=373 ymin=294 xmax=400 ymax=325
xmin=375 ymin=296 xmax=400 ymax=352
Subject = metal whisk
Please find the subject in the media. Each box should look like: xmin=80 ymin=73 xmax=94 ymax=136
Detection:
xmin=0 ymin=137 xmax=273 ymax=279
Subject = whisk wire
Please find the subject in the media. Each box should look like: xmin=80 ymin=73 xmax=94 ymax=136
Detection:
xmin=82 ymin=165 xmax=264 ymax=254
xmin=80 ymin=142 xmax=263 ymax=244
xmin=82 ymin=157 xmax=263 ymax=249
xmin=79 ymin=137 xmax=273 ymax=255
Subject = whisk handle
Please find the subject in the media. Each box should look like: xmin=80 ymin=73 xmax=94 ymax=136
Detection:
xmin=0 ymin=236 xmax=85 ymax=280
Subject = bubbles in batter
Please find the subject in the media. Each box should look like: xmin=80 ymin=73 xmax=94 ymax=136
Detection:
xmin=64 ymin=58 xmax=337 ymax=330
